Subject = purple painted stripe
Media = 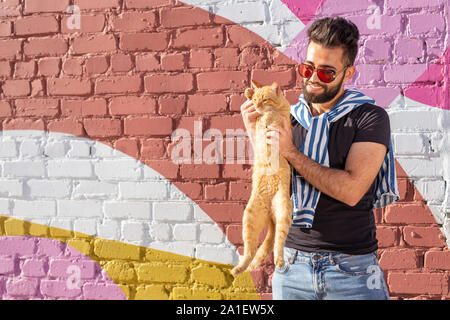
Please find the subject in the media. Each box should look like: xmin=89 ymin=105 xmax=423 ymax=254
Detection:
xmin=0 ymin=236 xmax=126 ymax=300
xmin=282 ymin=0 xmax=448 ymax=110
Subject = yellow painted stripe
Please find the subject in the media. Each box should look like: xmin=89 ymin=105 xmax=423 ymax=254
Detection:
xmin=0 ymin=216 xmax=259 ymax=300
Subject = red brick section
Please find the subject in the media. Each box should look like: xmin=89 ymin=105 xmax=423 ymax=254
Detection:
xmin=62 ymin=14 xmax=106 ymax=34
xmin=0 ymin=1 xmax=447 ymax=300
xmin=377 ymin=162 xmax=449 ymax=300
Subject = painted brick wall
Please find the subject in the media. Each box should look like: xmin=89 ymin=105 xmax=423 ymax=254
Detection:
xmin=0 ymin=0 xmax=448 ymax=300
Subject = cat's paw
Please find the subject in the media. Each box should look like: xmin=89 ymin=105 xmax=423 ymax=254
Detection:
xmin=275 ymin=258 xmax=285 ymax=269
xmin=231 ymin=265 xmax=244 ymax=276
xmin=247 ymin=261 xmax=259 ymax=271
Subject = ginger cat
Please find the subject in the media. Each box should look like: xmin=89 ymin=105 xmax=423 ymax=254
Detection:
xmin=231 ymin=80 xmax=293 ymax=276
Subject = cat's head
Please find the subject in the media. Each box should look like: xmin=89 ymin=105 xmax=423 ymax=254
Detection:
xmin=245 ymin=80 xmax=290 ymax=115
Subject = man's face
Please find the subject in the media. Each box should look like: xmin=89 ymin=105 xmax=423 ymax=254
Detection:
xmin=302 ymin=41 xmax=349 ymax=104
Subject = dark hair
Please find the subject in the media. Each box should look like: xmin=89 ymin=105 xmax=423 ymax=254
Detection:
xmin=307 ymin=17 xmax=360 ymax=66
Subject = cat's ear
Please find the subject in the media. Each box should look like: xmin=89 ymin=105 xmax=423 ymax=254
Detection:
xmin=245 ymin=88 xmax=254 ymax=100
xmin=271 ymin=82 xmax=281 ymax=95
xmin=251 ymin=79 xmax=262 ymax=89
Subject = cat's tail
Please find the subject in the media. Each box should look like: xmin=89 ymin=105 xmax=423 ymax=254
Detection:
xmin=231 ymin=205 xmax=267 ymax=276
xmin=248 ymin=218 xmax=275 ymax=271
xmin=231 ymin=217 xmax=274 ymax=276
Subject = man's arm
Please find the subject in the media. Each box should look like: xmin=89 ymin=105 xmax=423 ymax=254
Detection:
xmin=268 ymin=117 xmax=387 ymax=207
xmin=284 ymin=141 xmax=386 ymax=206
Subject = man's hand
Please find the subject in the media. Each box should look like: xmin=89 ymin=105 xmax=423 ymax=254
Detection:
xmin=266 ymin=116 xmax=297 ymax=157
xmin=240 ymin=100 xmax=259 ymax=145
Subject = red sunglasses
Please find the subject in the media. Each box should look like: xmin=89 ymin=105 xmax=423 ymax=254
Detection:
xmin=298 ymin=63 xmax=348 ymax=83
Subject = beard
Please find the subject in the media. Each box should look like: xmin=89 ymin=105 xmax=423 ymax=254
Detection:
xmin=302 ymin=75 xmax=345 ymax=104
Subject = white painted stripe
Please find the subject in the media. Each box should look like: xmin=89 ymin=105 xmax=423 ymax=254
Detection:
xmin=180 ymin=0 xmax=305 ymax=51
xmin=0 ymin=130 xmax=239 ymax=265
xmin=387 ymin=95 xmax=450 ymax=244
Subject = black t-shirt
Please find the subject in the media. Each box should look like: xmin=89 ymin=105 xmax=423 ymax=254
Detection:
xmin=285 ymin=103 xmax=391 ymax=255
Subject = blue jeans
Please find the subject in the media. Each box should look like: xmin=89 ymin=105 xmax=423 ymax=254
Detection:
xmin=272 ymin=247 xmax=390 ymax=300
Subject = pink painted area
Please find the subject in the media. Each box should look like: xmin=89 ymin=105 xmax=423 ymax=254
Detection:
xmin=404 ymin=47 xmax=449 ymax=110
xmin=280 ymin=0 xmax=325 ymax=25
xmin=282 ymin=0 xmax=449 ymax=110
xmin=0 ymin=236 xmax=126 ymax=300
